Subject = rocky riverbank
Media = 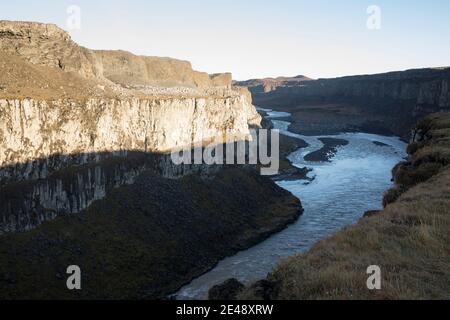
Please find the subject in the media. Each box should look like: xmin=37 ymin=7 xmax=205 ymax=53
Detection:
xmin=257 ymin=110 xmax=311 ymax=181
xmin=303 ymin=138 xmax=349 ymax=162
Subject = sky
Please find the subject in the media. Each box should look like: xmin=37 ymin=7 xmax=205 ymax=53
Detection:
xmin=2 ymin=0 xmax=450 ymax=80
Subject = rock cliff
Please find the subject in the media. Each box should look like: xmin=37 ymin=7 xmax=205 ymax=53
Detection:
xmin=0 ymin=20 xmax=261 ymax=183
xmin=0 ymin=20 xmax=261 ymax=233
xmin=0 ymin=96 xmax=258 ymax=185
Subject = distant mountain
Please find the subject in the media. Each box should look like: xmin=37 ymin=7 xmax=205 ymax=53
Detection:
xmin=235 ymin=75 xmax=313 ymax=93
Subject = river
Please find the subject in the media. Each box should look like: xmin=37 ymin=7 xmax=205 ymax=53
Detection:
xmin=175 ymin=108 xmax=407 ymax=299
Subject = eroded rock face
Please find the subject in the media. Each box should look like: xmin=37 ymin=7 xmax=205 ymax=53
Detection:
xmin=0 ymin=20 xmax=261 ymax=185
xmin=0 ymin=20 xmax=100 ymax=79
xmin=0 ymin=158 xmax=141 ymax=234
xmin=0 ymin=20 xmax=262 ymax=234
xmin=0 ymin=95 xmax=260 ymax=185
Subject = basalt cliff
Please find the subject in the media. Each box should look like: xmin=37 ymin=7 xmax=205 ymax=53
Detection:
xmin=0 ymin=21 xmax=263 ymax=234
xmin=237 ymin=69 xmax=450 ymax=139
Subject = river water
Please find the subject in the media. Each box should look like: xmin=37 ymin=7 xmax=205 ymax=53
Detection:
xmin=175 ymin=108 xmax=407 ymax=299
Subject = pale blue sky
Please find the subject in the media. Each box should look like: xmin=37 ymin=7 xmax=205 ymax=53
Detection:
xmin=2 ymin=0 xmax=450 ymax=80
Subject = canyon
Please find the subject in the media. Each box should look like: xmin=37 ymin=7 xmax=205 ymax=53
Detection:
xmin=1 ymin=20 xmax=449 ymax=301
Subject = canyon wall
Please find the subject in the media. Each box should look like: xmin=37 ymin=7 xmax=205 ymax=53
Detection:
xmin=241 ymin=69 xmax=450 ymax=111
xmin=238 ymin=68 xmax=450 ymax=138
xmin=0 ymin=154 xmax=146 ymax=234
xmin=0 ymin=94 xmax=259 ymax=233
xmin=0 ymin=20 xmax=261 ymax=233
xmin=0 ymin=95 xmax=259 ymax=185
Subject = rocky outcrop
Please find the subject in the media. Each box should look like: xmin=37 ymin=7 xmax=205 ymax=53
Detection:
xmin=0 ymin=21 xmax=100 ymax=79
xmin=208 ymin=278 xmax=245 ymax=300
xmin=383 ymin=113 xmax=450 ymax=207
xmin=0 ymin=20 xmax=233 ymax=90
xmin=94 ymin=50 xmax=232 ymax=89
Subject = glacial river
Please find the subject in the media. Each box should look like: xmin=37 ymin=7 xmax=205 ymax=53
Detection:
xmin=175 ymin=108 xmax=407 ymax=299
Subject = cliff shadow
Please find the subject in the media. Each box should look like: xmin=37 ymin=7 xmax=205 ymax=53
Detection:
xmin=0 ymin=136 xmax=282 ymax=234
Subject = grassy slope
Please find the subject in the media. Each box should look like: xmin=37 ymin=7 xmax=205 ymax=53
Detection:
xmin=240 ymin=113 xmax=450 ymax=300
